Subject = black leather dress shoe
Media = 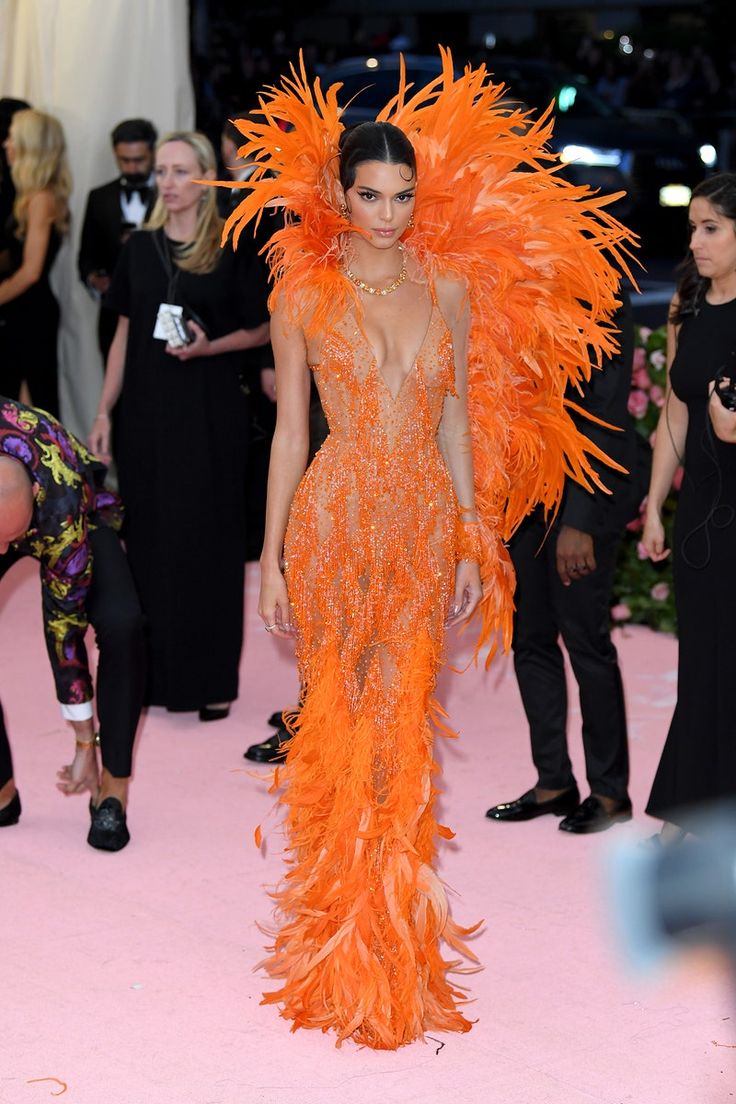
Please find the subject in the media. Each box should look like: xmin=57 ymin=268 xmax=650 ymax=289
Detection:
xmin=0 ymin=790 xmax=21 ymax=827
xmin=267 ymin=707 xmax=302 ymax=729
xmin=486 ymin=785 xmax=580 ymax=822
xmin=244 ymin=727 xmax=291 ymax=764
xmin=88 ymin=797 xmax=130 ymax=851
xmin=199 ymin=704 xmax=231 ymax=722
xmin=559 ymin=795 xmax=632 ymax=834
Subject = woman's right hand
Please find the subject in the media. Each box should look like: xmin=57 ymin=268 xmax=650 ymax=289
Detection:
xmin=641 ymin=508 xmax=670 ymax=562
xmin=259 ymin=565 xmax=295 ymax=639
xmin=88 ymin=414 xmax=112 ymax=462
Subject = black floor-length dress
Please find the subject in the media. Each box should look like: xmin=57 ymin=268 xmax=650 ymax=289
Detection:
xmin=647 ymin=297 xmax=736 ymax=822
xmin=107 ymin=229 xmax=268 ymax=711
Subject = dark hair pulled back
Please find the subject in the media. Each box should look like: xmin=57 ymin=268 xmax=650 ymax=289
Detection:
xmin=672 ymin=172 xmax=736 ymax=324
xmin=338 ymin=121 xmax=416 ymax=192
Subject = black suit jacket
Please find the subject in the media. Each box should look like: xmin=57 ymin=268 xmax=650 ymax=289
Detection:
xmin=558 ymin=288 xmax=651 ymax=536
xmin=78 ymin=178 xmax=154 ymax=284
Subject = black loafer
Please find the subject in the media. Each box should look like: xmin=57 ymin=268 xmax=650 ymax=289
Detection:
xmin=244 ymin=727 xmax=291 ymax=763
xmin=559 ymin=795 xmax=632 ymax=834
xmin=0 ymin=790 xmax=21 ymax=827
xmin=486 ymin=785 xmax=580 ymax=822
xmin=88 ymin=797 xmax=130 ymax=851
xmin=199 ymin=704 xmax=231 ymax=722
xmin=267 ymin=707 xmax=302 ymax=729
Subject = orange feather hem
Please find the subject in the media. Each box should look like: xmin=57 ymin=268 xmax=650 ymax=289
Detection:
xmin=257 ymin=633 xmax=481 ymax=1049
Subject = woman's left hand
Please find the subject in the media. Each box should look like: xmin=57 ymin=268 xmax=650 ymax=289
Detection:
xmin=446 ymin=560 xmax=483 ymax=626
xmin=166 ymin=320 xmax=211 ymax=361
xmin=708 ymin=379 xmax=736 ymax=443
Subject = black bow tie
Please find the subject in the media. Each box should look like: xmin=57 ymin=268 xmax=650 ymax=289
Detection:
xmin=122 ymin=183 xmax=151 ymax=203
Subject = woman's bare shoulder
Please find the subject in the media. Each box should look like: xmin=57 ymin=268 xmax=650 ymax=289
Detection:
xmin=27 ymin=190 xmax=56 ymax=218
xmin=433 ymin=272 xmax=469 ymax=327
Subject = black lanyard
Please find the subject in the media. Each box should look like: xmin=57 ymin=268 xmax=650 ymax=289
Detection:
xmin=151 ymin=229 xmax=182 ymax=302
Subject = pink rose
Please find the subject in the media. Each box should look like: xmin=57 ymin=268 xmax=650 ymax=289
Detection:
xmin=651 ymin=582 xmax=670 ymax=601
xmin=650 ymin=384 xmax=665 ymax=407
xmin=672 ymin=466 xmax=684 ymax=491
xmin=632 ymin=346 xmax=647 ymax=374
xmin=650 ymin=350 xmax=666 ymax=370
xmin=628 ymin=389 xmax=649 ymax=418
xmin=633 ymin=367 xmax=651 ymax=390
xmin=637 ymin=541 xmax=649 ymax=560
xmin=611 ymin=603 xmax=632 ymax=622
xmin=638 ymin=326 xmax=652 ymax=342
xmin=626 ymin=516 xmax=643 ymax=532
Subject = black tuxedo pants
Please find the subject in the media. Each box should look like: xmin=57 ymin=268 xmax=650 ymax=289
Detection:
xmin=509 ymin=516 xmax=630 ymax=801
xmin=0 ymin=525 xmax=145 ymax=786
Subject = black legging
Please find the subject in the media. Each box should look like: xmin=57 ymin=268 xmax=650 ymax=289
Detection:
xmin=0 ymin=525 xmax=145 ymax=786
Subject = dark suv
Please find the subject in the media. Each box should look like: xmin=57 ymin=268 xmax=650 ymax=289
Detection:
xmin=318 ymin=54 xmax=713 ymax=252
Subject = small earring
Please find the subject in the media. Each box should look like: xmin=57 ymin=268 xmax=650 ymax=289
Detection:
xmin=340 ymin=201 xmax=349 ymax=220
xmin=407 ymin=213 xmax=415 ymax=229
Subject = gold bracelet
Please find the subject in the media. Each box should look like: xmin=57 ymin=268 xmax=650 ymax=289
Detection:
xmin=75 ymin=736 xmax=97 ymax=750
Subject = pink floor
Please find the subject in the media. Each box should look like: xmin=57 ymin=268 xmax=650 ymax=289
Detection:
xmin=1 ymin=560 xmax=733 ymax=1104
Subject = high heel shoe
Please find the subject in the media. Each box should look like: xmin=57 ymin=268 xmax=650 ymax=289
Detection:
xmin=0 ymin=790 xmax=21 ymax=827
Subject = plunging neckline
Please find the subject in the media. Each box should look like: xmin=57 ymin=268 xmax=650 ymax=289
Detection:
xmin=355 ymin=302 xmax=437 ymax=403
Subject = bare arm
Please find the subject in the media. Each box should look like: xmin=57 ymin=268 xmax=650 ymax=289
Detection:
xmin=436 ymin=283 xmax=477 ymax=523
xmin=165 ymin=320 xmax=270 ymax=361
xmin=258 ymin=298 xmax=311 ymax=638
xmin=436 ymin=278 xmax=482 ymax=625
xmin=0 ymin=192 xmax=55 ymax=306
xmin=642 ymin=296 xmax=688 ymax=561
xmin=88 ymin=316 xmax=129 ymax=461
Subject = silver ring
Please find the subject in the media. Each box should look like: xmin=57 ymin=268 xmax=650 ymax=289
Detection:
xmin=264 ymin=623 xmax=276 ymax=632
xmin=574 ymin=563 xmax=585 ymax=570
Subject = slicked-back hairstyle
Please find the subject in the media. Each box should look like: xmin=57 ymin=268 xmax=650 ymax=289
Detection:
xmin=338 ymin=122 xmax=416 ymax=192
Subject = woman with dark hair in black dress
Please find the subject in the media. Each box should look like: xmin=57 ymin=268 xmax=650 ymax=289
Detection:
xmin=642 ymin=172 xmax=736 ymax=838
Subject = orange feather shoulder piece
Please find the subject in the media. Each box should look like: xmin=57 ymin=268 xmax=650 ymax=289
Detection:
xmin=223 ymin=48 xmax=638 ymax=661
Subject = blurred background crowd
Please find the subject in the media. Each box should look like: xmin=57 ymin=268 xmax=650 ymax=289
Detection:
xmin=0 ymin=0 xmax=730 ymax=624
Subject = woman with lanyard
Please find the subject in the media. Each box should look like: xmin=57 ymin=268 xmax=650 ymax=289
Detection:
xmin=89 ymin=130 xmax=270 ymax=721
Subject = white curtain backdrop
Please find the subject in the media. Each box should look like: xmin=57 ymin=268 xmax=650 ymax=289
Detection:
xmin=0 ymin=0 xmax=194 ymax=437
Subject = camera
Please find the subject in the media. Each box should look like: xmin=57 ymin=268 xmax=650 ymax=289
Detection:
xmin=607 ymin=804 xmax=736 ymax=973
xmin=715 ymin=358 xmax=736 ymax=411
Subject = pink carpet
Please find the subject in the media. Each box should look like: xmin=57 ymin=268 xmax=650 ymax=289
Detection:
xmin=1 ymin=561 xmax=733 ymax=1104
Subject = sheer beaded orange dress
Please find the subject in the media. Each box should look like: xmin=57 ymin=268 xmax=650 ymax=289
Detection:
xmin=224 ymin=51 xmax=635 ymax=1049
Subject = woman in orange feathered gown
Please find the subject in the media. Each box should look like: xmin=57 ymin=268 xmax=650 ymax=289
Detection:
xmin=228 ymin=52 xmax=634 ymax=1049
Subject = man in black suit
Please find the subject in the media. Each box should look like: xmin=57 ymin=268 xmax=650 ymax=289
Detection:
xmin=486 ymin=289 xmax=651 ymax=833
xmin=78 ymin=118 xmax=157 ymax=360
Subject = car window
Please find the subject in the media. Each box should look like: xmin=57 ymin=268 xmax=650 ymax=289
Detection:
xmin=331 ymin=69 xmax=443 ymax=110
xmin=490 ymin=64 xmax=619 ymax=120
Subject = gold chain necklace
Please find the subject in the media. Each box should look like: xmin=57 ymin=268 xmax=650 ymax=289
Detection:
xmin=344 ymin=247 xmax=407 ymax=297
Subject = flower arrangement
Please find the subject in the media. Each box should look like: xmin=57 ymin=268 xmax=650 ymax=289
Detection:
xmin=610 ymin=324 xmax=680 ymax=634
